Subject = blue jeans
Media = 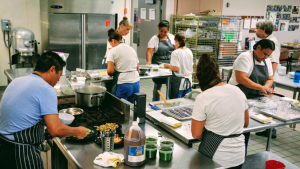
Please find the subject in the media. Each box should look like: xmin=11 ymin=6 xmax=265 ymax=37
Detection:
xmin=178 ymin=88 xmax=192 ymax=98
xmin=116 ymin=81 xmax=140 ymax=103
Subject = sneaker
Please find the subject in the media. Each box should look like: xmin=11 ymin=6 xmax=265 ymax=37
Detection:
xmin=255 ymin=130 xmax=277 ymax=139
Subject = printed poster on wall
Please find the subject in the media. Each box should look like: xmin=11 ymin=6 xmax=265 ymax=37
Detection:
xmin=292 ymin=6 xmax=300 ymax=14
xmin=288 ymin=25 xmax=299 ymax=31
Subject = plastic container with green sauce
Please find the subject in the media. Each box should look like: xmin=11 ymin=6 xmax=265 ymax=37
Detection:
xmin=146 ymin=136 xmax=158 ymax=144
xmin=159 ymin=146 xmax=173 ymax=161
xmin=160 ymin=139 xmax=175 ymax=147
xmin=145 ymin=143 xmax=157 ymax=159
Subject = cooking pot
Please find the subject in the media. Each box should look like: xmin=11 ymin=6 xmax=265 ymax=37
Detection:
xmin=75 ymin=86 xmax=106 ymax=107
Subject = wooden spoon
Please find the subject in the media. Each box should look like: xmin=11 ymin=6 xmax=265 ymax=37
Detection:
xmin=157 ymin=90 xmax=168 ymax=104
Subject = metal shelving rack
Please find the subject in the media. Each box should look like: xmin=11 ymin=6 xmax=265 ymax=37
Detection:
xmin=170 ymin=14 xmax=220 ymax=83
xmin=218 ymin=15 xmax=242 ymax=67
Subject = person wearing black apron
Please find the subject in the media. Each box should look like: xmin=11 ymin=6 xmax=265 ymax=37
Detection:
xmin=146 ymin=20 xmax=176 ymax=101
xmin=228 ymin=39 xmax=275 ymax=157
xmin=0 ymin=51 xmax=89 ymax=169
xmin=102 ymin=16 xmax=132 ymax=69
xmin=192 ymin=54 xmax=249 ymax=169
xmin=163 ymin=33 xmax=193 ymax=99
xmin=106 ymin=29 xmax=140 ymax=103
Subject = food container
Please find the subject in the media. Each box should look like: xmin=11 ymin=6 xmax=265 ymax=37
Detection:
xmin=277 ymin=66 xmax=286 ymax=76
xmin=265 ymin=160 xmax=286 ymax=169
xmin=288 ymin=72 xmax=294 ymax=79
xmin=146 ymin=143 xmax=157 ymax=159
xmin=162 ymin=101 xmax=180 ymax=108
xmin=75 ymin=86 xmax=106 ymax=107
xmin=160 ymin=139 xmax=175 ymax=147
xmin=146 ymin=136 xmax=158 ymax=144
xmin=159 ymin=146 xmax=173 ymax=161
xmin=59 ymin=108 xmax=84 ymax=116
xmin=59 ymin=113 xmax=75 ymax=125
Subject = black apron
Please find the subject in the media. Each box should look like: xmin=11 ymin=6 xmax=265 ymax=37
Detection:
xmin=152 ymin=35 xmax=174 ymax=84
xmin=170 ymin=71 xmax=192 ymax=99
xmin=198 ymin=128 xmax=242 ymax=159
xmin=236 ymin=51 xmax=269 ymax=99
xmin=0 ymin=120 xmax=46 ymax=169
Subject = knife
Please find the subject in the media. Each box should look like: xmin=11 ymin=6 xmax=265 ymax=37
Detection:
xmin=149 ymin=103 xmax=160 ymax=110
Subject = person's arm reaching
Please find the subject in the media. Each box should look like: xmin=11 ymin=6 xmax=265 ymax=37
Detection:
xmin=44 ymin=114 xmax=89 ymax=139
xmin=244 ymin=109 xmax=249 ymax=127
xmin=164 ymin=64 xmax=180 ymax=72
xmin=191 ymin=119 xmax=205 ymax=140
xmin=107 ymin=61 xmax=115 ymax=76
xmin=146 ymin=48 xmax=154 ymax=65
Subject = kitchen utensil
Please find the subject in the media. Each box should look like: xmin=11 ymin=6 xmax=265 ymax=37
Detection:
xmin=157 ymin=90 xmax=168 ymax=104
xmin=75 ymin=86 xmax=106 ymax=107
xmin=149 ymin=103 xmax=160 ymax=110
xmin=66 ymin=129 xmax=97 ymax=143
xmin=97 ymin=129 xmax=117 ymax=152
xmin=59 ymin=113 xmax=75 ymax=125
xmin=59 ymin=108 xmax=84 ymax=116
xmin=95 ymin=133 xmax=124 ymax=149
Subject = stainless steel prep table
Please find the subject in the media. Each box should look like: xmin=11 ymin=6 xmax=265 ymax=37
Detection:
xmin=243 ymin=151 xmax=300 ymax=169
xmin=51 ymin=117 xmax=222 ymax=169
xmin=146 ymin=92 xmax=300 ymax=151
xmin=275 ymin=74 xmax=300 ymax=100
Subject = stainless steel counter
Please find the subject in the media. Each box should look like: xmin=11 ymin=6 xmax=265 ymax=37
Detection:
xmin=4 ymin=68 xmax=35 ymax=82
xmin=243 ymin=151 xmax=300 ymax=169
xmin=52 ymin=116 xmax=222 ymax=169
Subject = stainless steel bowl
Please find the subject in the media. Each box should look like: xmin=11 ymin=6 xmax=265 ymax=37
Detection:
xmin=139 ymin=68 xmax=150 ymax=75
xmin=59 ymin=108 xmax=84 ymax=116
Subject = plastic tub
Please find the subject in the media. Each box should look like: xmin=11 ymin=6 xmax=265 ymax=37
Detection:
xmin=145 ymin=143 xmax=157 ymax=159
xmin=159 ymin=146 xmax=173 ymax=161
xmin=160 ymin=139 xmax=175 ymax=147
xmin=59 ymin=113 xmax=75 ymax=125
xmin=146 ymin=136 xmax=158 ymax=144
xmin=265 ymin=160 xmax=286 ymax=169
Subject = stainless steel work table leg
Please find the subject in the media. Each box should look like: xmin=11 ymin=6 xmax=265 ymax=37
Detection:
xmin=166 ymin=76 xmax=171 ymax=100
xmin=266 ymin=128 xmax=272 ymax=151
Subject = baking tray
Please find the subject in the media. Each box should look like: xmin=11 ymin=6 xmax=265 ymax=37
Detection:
xmin=260 ymin=107 xmax=300 ymax=122
xmin=161 ymin=105 xmax=194 ymax=121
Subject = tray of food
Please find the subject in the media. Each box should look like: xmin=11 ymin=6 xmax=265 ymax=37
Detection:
xmin=161 ymin=105 xmax=194 ymax=121
xmin=260 ymin=107 xmax=300 ymax=122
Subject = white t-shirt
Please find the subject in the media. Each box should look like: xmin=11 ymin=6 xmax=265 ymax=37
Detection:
xmin=104 ymin=37 xmax=126 ymax=60
xmin=106 ymin=43 xmax=140 ymax=84
xmin=147 ymin=34 xmax=175 ymax=53
xmin=170 ymin=48 xmax=193 ymax=86
xmin=229 ymin=51 xmax=273 ymax=86
xmin=266 ymin=34 xmax=280 ymax=81
xmin=192 ymin=84 xmax=248 ymax=168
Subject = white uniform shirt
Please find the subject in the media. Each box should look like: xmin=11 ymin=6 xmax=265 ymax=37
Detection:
xmin=266 ymin=34 xmax=280 ymax=81
xmin=192 ymin=84 xmax=248 ymax=168
xmin=147 ymin=34 xmax=175 ymax=53
xmin=106 ymin=43 xmax=140 ymax=84
xmin=104 ymin=37 xmax=126 ymax=60
xmin=229 ymin=51 xmax=273 ymax=86
xmin=170 ymin=48 xmax=193 ymax=89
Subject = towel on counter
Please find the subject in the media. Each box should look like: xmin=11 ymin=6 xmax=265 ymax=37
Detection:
xmin=94 ymin=152 xmax=124 ymax=167
xmin=161 ymin=117 xmax=182 ymax=128
xmin=250 ymin=114 xmax=272 ymax=124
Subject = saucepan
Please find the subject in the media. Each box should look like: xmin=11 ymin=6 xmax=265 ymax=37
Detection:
xmin=75 ymin=86 xmax=107 ymax=107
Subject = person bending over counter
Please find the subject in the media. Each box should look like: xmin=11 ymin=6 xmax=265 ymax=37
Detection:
xmin=0 ymin=51 xmax=89 ymax=169
xmin=163 ymin=33 xmax=193 ymax=99
xmin=229 ymin=39 xmax=275 ymax=99
xmin=146 ymin=20 xmax=176 ymax=101
xmin=102 ymin=16 xmax=133 ymax=68
xmin=106 ymin=28 xmax=140 ymax=104
xmin=191 ymin=53 xmax=249 ymax=169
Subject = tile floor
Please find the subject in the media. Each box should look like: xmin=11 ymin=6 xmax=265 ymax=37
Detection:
xmin=1 ymin=73 xmax=300 ymax=167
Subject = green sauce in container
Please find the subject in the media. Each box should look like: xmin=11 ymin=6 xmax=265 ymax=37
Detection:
xmin=159 ymin=147 xmax=173 ymax=161
xmin=145 ymin=144 xmax=157 ymax=159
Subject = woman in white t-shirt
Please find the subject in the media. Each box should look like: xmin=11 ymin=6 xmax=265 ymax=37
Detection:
xmin=163 ymin=33 xmax=193 ymax=99
xmin=146 ymin=20 xmax=176 ymax=101
xmin=191 ymin=54 xmax=249 ymax=169
xmin=102 ymin=17 xmax=133 ymax=68
xmin=106 ymin=28 xmax=140 ymax=103
xmin=228 ymin=39 xmax=275 ymax=98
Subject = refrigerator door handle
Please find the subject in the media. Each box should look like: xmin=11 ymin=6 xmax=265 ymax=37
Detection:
xmin=81 ymin=14 xmax=86 ymax=69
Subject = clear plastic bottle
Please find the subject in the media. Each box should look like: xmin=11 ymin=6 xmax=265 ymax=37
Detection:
xmin=124 ymin=120 xmax=146 ymax=166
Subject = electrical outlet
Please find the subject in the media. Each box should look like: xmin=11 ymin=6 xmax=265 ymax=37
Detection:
xmin=1 ymin=19 xmax=11 ymax=31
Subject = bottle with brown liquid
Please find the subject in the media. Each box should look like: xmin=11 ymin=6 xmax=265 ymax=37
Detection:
xmin=124 ymin=121 xmax=146 ymax=166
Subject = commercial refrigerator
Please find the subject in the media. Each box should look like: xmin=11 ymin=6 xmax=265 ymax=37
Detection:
xmin=45 ymin=0 xmax=117 ymax=71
